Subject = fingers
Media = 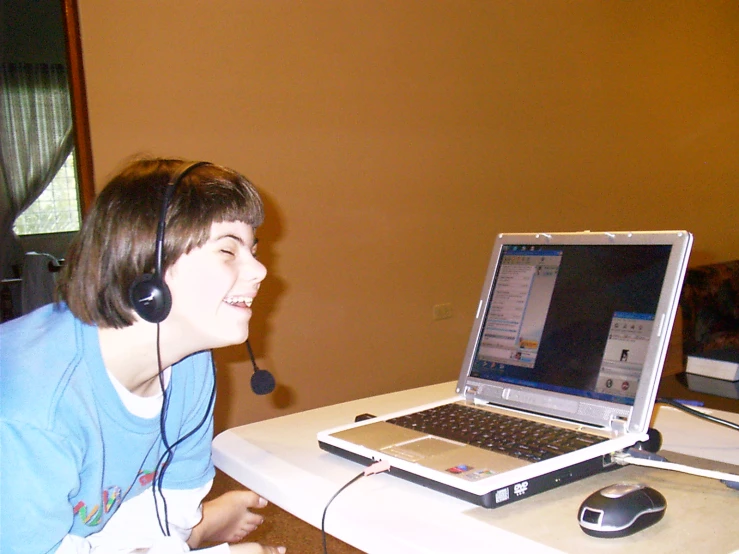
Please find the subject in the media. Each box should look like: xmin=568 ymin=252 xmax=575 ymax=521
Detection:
xmin=233 ymin=490 xmax=267 ymax=533
xmin=229 ymin=542 xmax=286 ymax=554
xmin=195 ymin=490 xmax=271 ymax=546
xmin=228 ymin=489 xmax=269 ymax=510
xmin=241 ymin=510 xmax=265 ymax=528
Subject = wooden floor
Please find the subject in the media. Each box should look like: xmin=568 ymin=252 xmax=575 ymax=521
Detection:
xmin=202 ymin=469 xmax=365 ymax=554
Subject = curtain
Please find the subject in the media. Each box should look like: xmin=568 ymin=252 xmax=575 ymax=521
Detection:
xmin=0 ymin=63 xmax=74 ymax=279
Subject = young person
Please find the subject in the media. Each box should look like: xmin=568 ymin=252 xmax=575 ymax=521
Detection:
xmin=0 ymin=158 xmax=286 ymax=554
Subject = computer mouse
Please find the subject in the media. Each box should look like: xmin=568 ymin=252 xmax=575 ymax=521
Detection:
xmin=577 ymin=483 xmax=666 ymax=538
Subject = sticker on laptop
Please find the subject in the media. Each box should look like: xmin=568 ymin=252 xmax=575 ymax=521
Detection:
xmin=445 ymin=464 xmax=496 ymax=481
xmin=446 ymin=464 xmax=473 ymax=474
xmin=461 ymin=469 xmax=496 ymax=481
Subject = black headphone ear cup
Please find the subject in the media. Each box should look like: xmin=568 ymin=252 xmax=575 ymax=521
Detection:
xmin=129 ymin=273 xmax=172 ymax=324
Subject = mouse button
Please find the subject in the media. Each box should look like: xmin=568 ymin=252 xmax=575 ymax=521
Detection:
xmin=600 ymin=483 xmax=645 ymax=498
xmin=643 ymin=487 xmax=667 ymax=509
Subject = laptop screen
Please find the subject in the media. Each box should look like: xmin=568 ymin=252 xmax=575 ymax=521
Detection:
xmin=469 ymin=244 xmax=672 ymax=406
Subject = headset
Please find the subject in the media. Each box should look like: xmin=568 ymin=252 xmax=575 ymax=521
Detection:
xmin=129 ymin=161 xmax=212 ymax=323
xmin=127 ymin=161 xmax=214 ymax=535
xmin=127 ymin=161 xmax=275 ymax=535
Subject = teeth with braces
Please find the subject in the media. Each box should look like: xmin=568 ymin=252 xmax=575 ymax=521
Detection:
xmin=225 ymin=296 xmax=254 ymax=307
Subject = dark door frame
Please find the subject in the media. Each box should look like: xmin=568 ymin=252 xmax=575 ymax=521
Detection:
xmin=61 ymin=0 xmax=95 ymax=215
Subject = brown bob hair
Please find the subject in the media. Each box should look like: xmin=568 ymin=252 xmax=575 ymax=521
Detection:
xmin=57 ymin=157 xmax=264 ymax=328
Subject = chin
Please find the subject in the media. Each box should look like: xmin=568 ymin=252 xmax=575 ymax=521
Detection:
xmin=211 ymin=330 xmax=249 ymax=349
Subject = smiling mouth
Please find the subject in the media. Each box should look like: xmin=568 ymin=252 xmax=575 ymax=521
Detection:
xmin=224 ymin=296 xmax=254 ymax=308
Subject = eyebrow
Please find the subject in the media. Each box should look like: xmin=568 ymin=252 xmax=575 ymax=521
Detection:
xmin=213 ymin=234 xmax=258 ymax=248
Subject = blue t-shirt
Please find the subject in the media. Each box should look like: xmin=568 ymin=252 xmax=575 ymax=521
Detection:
xmin=0 ymin=304 xmax=216 ymax=553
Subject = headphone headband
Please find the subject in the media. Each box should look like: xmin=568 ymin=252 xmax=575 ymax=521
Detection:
xmin=153 ymin=161 xmax=212 ymax=277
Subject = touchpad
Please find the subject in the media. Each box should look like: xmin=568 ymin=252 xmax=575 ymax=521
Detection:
xmin=381 ymin=437 xmax=461 ymax=462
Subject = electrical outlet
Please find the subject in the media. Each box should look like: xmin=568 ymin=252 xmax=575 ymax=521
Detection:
xmin=433 ymin=303 xmax=453 ymax=320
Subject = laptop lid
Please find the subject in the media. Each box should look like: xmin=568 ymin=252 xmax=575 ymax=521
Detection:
xmin=457 ymin=230 xmax=693 ymax=435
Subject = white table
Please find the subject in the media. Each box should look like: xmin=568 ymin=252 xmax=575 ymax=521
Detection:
xmin=213 ymin=382 xmax=739 ymax=554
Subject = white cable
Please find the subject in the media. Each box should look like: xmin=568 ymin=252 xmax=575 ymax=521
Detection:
xmin=613 ymin=452 xmax=739 ymax=483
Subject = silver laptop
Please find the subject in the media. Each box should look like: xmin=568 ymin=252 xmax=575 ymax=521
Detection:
xmin=318 ymin=231 xmax=693 ymax=508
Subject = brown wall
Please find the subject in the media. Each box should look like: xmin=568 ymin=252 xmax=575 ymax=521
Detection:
xmin=76 ymin=1 xmax=739 ymax=432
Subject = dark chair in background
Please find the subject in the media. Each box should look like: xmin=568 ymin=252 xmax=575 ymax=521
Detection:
xmin=0 ymin=252 xmax=62 ymax=322
xmin=680 ymin=260 xmax=739 ymax=364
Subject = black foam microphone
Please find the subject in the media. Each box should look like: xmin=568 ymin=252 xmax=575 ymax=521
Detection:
xmin=246 ymin=339 xmax=276 ymax=395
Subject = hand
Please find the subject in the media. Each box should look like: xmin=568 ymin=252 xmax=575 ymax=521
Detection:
xmin=189 ymin=490 xmax=270 ymax=547
xmin=230 ymin=543 xmax=286 ymax=554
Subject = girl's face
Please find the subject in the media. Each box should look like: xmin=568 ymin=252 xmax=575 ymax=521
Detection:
xmin=163 ymin=220 xmax=267 ymax=352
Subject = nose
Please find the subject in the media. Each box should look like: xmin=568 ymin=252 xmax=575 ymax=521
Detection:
xmin=244 ymin=254 xmax=267 ymax=284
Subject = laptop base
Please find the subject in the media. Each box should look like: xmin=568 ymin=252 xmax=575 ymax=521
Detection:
xmin=319 ymin=440 xmax=622 ymax=509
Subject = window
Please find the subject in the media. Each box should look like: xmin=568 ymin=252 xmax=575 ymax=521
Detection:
xmin=13 ymin=150 xmax=81 ymax=236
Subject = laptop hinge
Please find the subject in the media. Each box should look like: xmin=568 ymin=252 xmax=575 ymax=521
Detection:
xmin=608 ymin=414 xmax=629 ymax=435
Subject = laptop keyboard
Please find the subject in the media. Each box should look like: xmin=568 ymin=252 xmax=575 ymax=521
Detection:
xmin=386 ymin=403 xmax=607 ymax=463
